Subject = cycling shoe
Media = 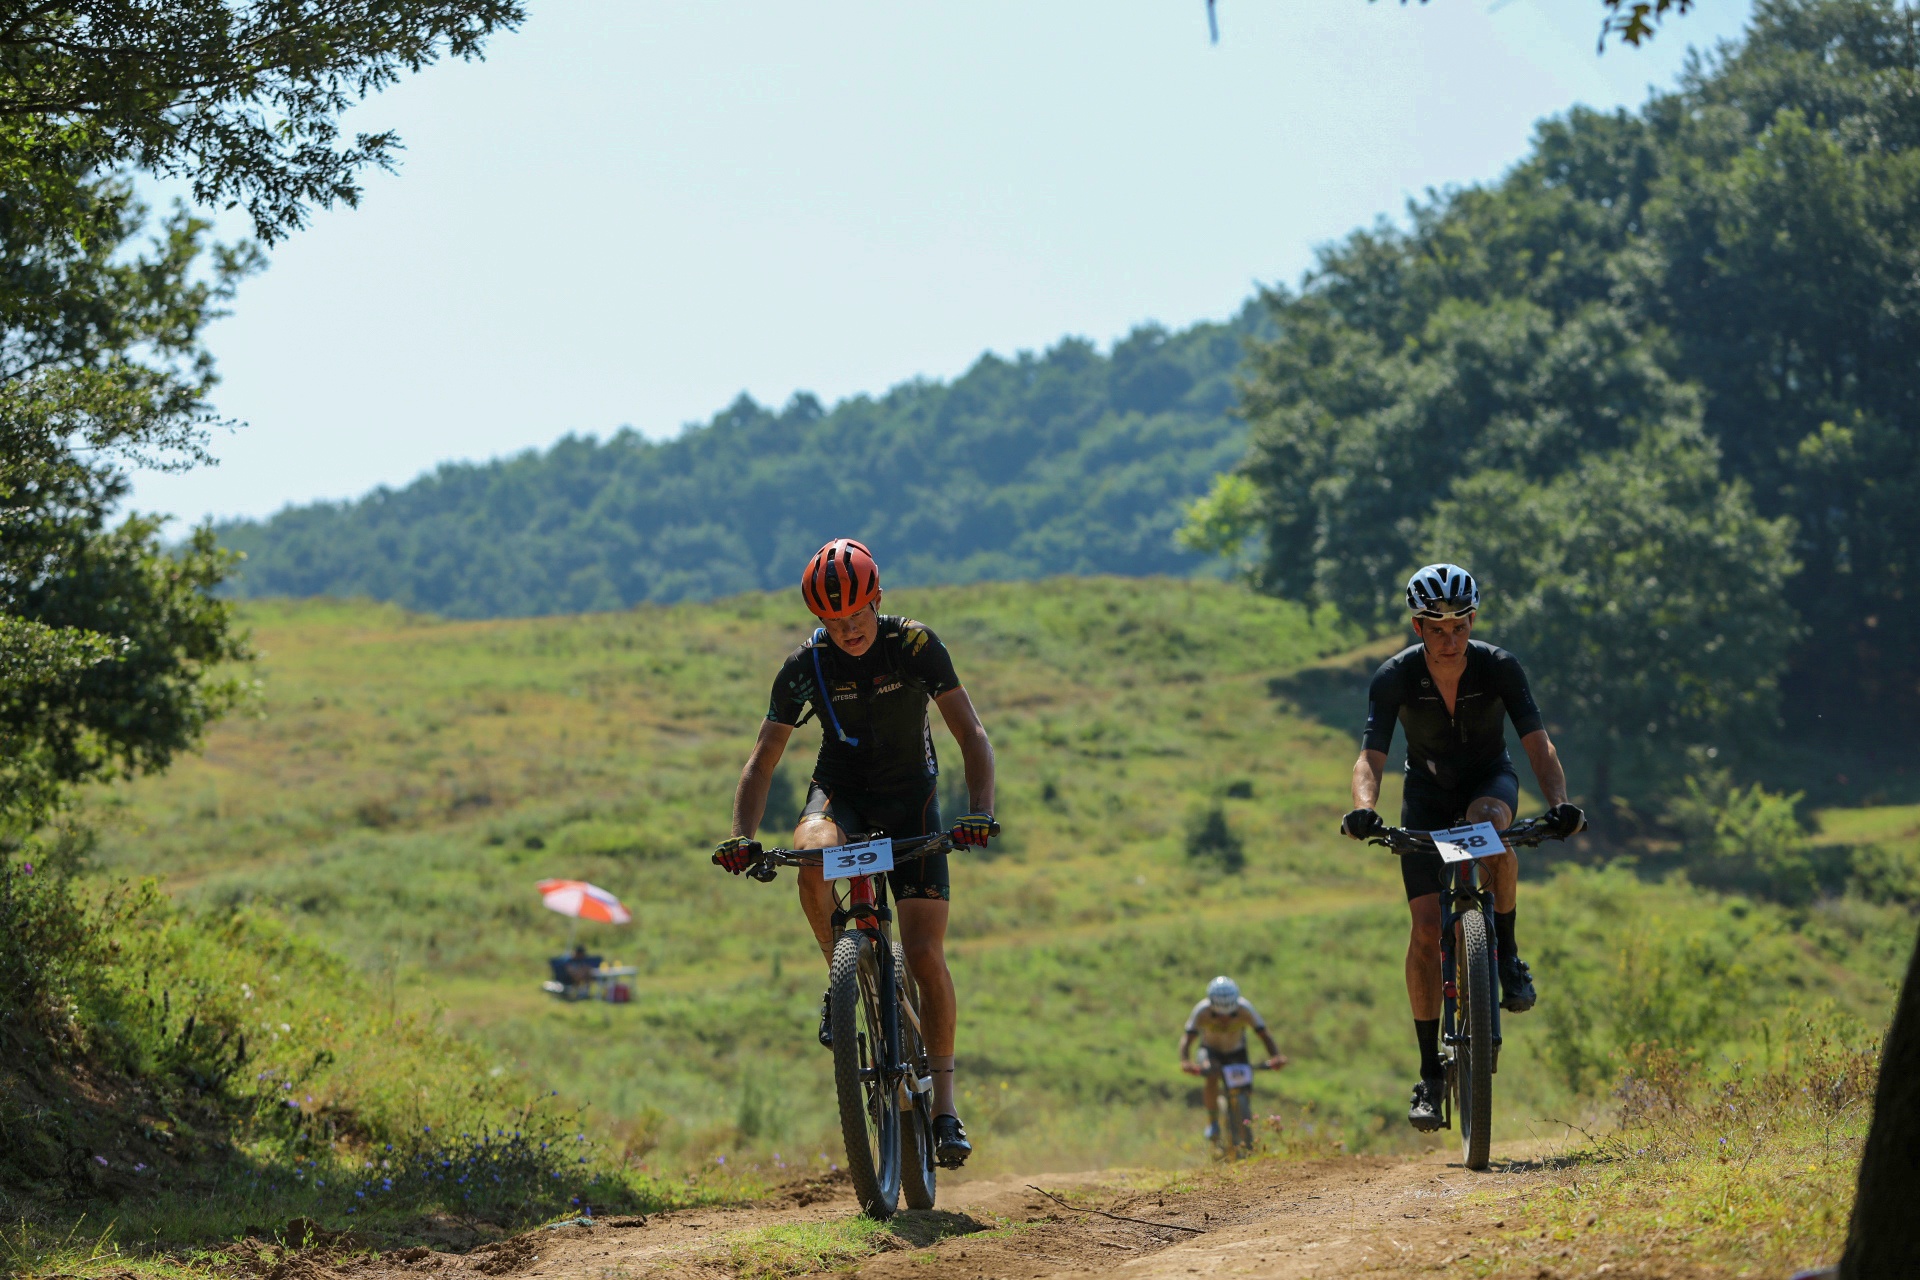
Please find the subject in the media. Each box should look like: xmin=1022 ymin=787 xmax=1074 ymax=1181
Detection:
xmin=1408 ymin=1075 xmax=1446 ymax=1132
xmin=817 ymin=990 xmax=832 ymax=1048
xmin=1500 ymin=956 xmax=1537 ymax=1013
xmin=1203 ymin=1121 xmax=1220 ymax=1142
xmin=933 ymin=1114 xmax=972 ymax=1168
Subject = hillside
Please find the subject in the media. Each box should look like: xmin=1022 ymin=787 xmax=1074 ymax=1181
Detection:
xmin=79 ymin=578 xmax=1912 ymax=1186
xmin=214 ymin=316 xmax=1257 ymax=617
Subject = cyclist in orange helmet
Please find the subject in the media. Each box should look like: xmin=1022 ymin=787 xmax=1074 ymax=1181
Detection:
xmin=713 ymin=538 xmax=997 ymax=1169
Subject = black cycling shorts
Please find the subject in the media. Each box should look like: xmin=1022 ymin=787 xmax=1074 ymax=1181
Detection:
xmin=1396 ymin=761 xmax=1520 ymax=901
xmin=801 ymin=779 xmax=949 ymax=902
xmin=1196 ymin=1044 xmax=1250 ymax=1070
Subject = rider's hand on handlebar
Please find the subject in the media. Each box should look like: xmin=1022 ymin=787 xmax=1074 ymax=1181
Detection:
xmin=712 ymin=836 xmax=763 ymax=874
xmin=1264 ymin=1054 xmax=1289 ymax=1070
xmin=1340 ymin=807 xmax=1386 ymax=841
xmin=951 ymin=812 xmax=996 ymax=848
xmin=1179 ymin=1061 xmax=1203 ymax=1076
xmin=1544 ymin=802 xmax=1586 ymax=837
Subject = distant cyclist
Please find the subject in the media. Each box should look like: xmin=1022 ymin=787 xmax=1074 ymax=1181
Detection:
xmin=1178 ymin=976 xmax=1287 ymax=1139
xmin=711 ymin=538 xmax=997 ymax=1169
xmin=1340 ymin=564 xmax=1583 ymax=1134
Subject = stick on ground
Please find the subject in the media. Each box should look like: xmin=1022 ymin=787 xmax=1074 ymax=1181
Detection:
xmin=1025 ymin=1185 xmax=1205 ymax=1233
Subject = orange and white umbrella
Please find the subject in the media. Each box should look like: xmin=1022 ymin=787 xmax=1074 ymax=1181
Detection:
xmin=536 ymin=879 xmax=632 ymax=925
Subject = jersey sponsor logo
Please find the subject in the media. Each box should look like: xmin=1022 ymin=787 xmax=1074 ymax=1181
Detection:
xmin=873 ymin=676 xmax=904 ymax=696
xmin=831 ymin=680 xmax=860 ymax=703
xmin=901 ymin=622 xmax=930 ymax=656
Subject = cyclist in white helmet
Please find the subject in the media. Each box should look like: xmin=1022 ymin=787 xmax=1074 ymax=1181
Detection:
xmin=1340 ymin=564 xmax=1583 ymax=1133
xmin=1178 ymin=976 xmax=1287 ymax=1140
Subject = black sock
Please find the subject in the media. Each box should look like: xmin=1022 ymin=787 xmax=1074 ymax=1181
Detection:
xmin=1495 ymin=910 xmax=1517 ymax=962
xmin=1414 ymin=1018 xmax=1442 ymax=1079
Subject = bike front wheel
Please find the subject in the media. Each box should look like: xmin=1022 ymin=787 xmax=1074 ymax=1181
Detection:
xmin=1455 ymin=909 xmax=1495 ymax=1170
xmin=1227 ymin=1087 xmax=1255 ymax=1158
xmin=830 ymin=931 xmax=902 ymax=1217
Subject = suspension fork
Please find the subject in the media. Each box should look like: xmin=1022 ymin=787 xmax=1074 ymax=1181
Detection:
xmin=1441 ymin=866 xmax=1504 ymax=1060
xmin=837 ymin=873 xmax=903 ymax=1082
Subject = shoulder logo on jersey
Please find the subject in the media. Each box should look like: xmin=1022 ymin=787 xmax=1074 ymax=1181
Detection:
xmin=900 ymin=621 xmax=930 ymax=656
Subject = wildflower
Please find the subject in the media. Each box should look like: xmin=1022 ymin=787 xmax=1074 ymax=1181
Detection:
xmin=94 ymin=1156 xmax=108 ymax=1167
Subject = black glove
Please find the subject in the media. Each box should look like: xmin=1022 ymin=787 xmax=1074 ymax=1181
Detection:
xmin=712 ymin=836 xmax=763 ymax=874
xmin=1544 ymin=803 xmax=1586 ymax=837
xmin=1341 ymin=807 xmax=1386 ymax=840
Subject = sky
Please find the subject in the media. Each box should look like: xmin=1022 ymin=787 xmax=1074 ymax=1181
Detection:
xmin=129 ymin=0 xmax=1758 ymax=526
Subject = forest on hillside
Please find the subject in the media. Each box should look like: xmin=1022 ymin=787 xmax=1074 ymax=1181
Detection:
xmin=1185 ymin=0 xmax=1920 ymax=811
xmin=215 ymin=314 xmax=1256 ymax=616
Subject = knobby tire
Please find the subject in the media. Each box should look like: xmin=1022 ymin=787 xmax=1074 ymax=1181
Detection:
xmin=1229 ymin=1087 xmax=1254 ymax=1158
xmin=830 ymin=931 xmax=901 ymax=1217
xmin=1457 ymin=909 xmax=1495 ymax=1171
xmin=894 ymin=940 xmax=937 ymax=1211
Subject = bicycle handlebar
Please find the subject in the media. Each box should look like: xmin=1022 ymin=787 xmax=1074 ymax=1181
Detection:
xmin=745 ymin=821 xmax=1002 ymax=875
xmin=1366 ymin=815 xmax=1570 ymax=856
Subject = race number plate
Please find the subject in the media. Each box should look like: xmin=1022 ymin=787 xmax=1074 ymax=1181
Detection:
xmin=1222 ymin=1063 xmax=1255 ymax=1089
xmin=1431 ymin=822 xmax=1507 ymax=863
xmin=821 ymin=837 xmax=895 ymax=881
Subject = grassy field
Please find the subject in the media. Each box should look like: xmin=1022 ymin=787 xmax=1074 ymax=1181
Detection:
xmin=79 ymin=578 xmax=1914 ymax=1182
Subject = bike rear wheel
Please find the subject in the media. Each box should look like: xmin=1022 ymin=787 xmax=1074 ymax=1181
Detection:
xmin=894 ymin=941 xmax=937 ymax=1211
xmin=830 ymin=931 xmax=901 ymax=1217
xmin=1456 ymin=909 xmax=1495 ymax=1170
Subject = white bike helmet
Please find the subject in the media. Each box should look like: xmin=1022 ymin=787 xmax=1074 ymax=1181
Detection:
xmin=1406 ymin=563 xmax=1480 ymax=620
xmin=1206 ymin=975 xmax=1240 ymax=1013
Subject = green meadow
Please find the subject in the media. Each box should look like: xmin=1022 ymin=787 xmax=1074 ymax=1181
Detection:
xmin=82 ymin=578 xmax=1912 ymax=1177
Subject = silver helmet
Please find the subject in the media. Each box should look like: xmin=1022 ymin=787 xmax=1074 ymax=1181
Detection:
xmin=1206 ymin=975 xmax=1240 ymax=1013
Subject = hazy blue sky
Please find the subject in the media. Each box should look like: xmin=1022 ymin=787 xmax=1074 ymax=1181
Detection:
xmin=130 ymin=0 xmax=1756 ymax=525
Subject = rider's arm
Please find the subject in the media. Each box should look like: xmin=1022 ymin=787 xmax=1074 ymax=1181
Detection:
xmin=1519 ymin=730 xmax=1570 ymax=808
xmin=1257 ymin=1025 xmax=1282 ymax=1059
xmin=1352 ymin=658 xmax=1402 ymax=810
xmin=1177 ymin=1029 xmax=1197 ymax=1062
xmin=730 ymin=720 xmax=794 ymax=838
xmin=934 ymin=688 xmax=996 ymax=812
xmin=1351 ymin=749 xmax=1387 ymax=810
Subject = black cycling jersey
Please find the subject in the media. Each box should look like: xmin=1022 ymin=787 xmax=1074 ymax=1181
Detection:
xmin=766 ymin=616 xmax=962 ymax=792
xmin=1362 ymin=641 xmax=1545 ymax=790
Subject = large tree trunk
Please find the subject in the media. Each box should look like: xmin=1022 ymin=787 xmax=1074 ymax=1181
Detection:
xmin=1840 ymin=922 xmax=1920 ymax=1277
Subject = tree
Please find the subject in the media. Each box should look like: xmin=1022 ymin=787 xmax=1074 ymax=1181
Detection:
xmin=1213 ymin=0 xmax=1920 ymax=767
xmin=0 ymin=1 xmax=525 ymax=824
xmin=1426 ymin=422 xmax=1796 ymax=817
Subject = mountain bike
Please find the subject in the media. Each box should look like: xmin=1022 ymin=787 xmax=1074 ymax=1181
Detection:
xmin=1367 ymin=815 xmax=1571 ymax=1170
xmin=1191 ymin=1056 xmax=1279 ymax=1160
xmin=742 ymin=824 xmax=993 ymax=1218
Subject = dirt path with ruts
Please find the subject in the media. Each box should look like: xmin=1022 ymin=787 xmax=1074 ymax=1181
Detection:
xmin=270 ymin=1144 xmax=1737 ymax=1280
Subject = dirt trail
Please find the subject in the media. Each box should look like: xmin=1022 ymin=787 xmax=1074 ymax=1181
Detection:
xmin=306 ymin=1144 xmax=1721 ymax=1280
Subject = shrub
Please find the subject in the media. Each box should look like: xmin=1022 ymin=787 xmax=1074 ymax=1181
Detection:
xmin=1185 ymin=805 xmax=1245 ymax=873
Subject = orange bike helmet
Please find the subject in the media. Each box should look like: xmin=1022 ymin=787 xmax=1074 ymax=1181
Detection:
xmin=802 ymin=538 xmax=881 ymax=619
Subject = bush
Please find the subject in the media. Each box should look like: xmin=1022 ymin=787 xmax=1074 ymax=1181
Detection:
xmin=1185 ymin=804 xmax=1245 ymax=873
xmin=1668 ymin=773 xmax=1817 ymax=905
xmin=0 ymin=826 xmax=659 ymax=1232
